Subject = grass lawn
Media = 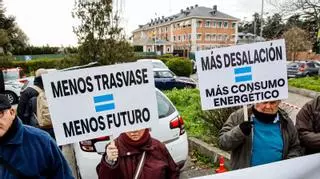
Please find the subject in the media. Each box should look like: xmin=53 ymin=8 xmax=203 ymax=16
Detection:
xmin=288 ymin=76 xmax=320 ymax=92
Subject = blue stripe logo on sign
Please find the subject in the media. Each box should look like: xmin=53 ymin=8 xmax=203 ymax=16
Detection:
xmin=234 ymin=66 xmax=252 ymax=83
xmin=93 ymin=94 xmax=115 ymax=112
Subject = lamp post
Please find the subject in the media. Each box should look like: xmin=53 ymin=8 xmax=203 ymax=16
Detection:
xmin=260 ymin=0 xmax=264 ymax=38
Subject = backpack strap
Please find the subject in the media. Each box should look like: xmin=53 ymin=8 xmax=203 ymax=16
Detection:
xmin=0 ymin=156 xmax=34 ymax=179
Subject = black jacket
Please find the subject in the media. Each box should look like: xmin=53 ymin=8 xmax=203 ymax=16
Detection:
xmin=17 ymin=76 xmax=44 ymax=124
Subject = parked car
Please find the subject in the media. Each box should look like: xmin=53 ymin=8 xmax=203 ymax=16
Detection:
xmin=287 ymin=61 xmax=320 ymax=78
xmin=153 ymin=68 xmax=196 ymax=90
xmin=4 ymin=80 xmax=24 ymax=104
xmin=73 ymin=89 xmax=188 ymax=179
xmin=2 ymin=67 xmax=26 ymax=83
xmin=191 ymin=60 xmax=197 ymax=73
xmin=137 ymin=59 xmax=168 ymax=69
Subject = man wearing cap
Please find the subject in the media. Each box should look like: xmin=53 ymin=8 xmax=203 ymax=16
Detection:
xmin=219 ymin=100 xmax=301 ymax=170
xmin=0 ymin=94 xmax=74 ymax=178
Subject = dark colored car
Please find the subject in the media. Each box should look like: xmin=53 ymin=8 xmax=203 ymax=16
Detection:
xmin=153 ymin=68 xmax=196 ymax=90
xmin=287 ymin=61 xmax=320 ymax=78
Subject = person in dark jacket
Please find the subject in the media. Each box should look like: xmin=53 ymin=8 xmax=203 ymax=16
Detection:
xmin=0 ymin=94 xmax=74 ymax=179
xmin=219 ymin=100 xmax=301 ymax=170
xmin=96 ymin=128 xmax=179 ymax=179
xmin=17 ymin=68 xmax=47 ymax=124
xmin=296 ymin=96 xmax=320 ymax=155
xmin=0 ymin=70 xmax=4 ymax=94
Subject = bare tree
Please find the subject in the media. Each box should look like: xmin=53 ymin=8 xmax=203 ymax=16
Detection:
xmin=283 ymin=26 xmax=312 ymax=61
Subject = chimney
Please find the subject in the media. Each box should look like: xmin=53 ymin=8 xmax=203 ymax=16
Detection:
xmin=213 ymin=5 xmax=217 ymax=12
xmin=162 ymin=16 xmax=165 ymax=19
xmin=181 ymin=9 xmax=184 ymax=13
xmin=186 ymin=7 xmax=189 ymax=11
xmin=195 ymin=4 xmax=198 ymax=7
xmin=190 ymin=6 xmax=193 ymax=9
xmin=151 ymin=19 xmax=153 ymax=23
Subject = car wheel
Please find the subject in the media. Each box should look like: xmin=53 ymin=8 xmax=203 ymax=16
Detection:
xmin=4 ymin=91 xmax=18 ymax=104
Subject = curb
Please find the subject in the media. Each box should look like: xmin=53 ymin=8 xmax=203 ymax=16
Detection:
xmin=288 ymin=86 xmax=320 ymax=99
xmin=188 ymin=137 xmax=230 ymax=168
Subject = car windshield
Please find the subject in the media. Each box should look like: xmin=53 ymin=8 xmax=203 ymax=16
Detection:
xmin=156 ymin=91 xmax=175 ymax=118
xmin=152 ymin=61 xmax=167 ymax=69
xmin=157 ymin=70 xmax=175 ymax=78
xmin=3 ymin=71 xmax=19 ymax=81
xmin=287 ymin=62 xmax=301 ymax=68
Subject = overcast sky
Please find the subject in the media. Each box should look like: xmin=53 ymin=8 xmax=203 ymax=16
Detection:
xmin=3 ymin=0 xmax=277 ymax=46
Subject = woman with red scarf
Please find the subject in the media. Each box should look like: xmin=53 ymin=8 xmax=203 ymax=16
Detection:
xmin=96 ymin=128 xmax=179 ymax=179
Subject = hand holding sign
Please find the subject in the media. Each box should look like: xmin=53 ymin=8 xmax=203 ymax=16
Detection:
xmin=106 ymin=141 xmax=119 ymax=162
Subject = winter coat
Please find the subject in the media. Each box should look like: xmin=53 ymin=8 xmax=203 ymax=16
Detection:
xmin=219 ymin=107 xmax=301 ymax=170
xmin=96 ymin=133 xmax=179 ymax=179
xmin=296 ymin=96 xmax=320 ymax=154
xmin=0 ymin=117 xmax=73 ymax=179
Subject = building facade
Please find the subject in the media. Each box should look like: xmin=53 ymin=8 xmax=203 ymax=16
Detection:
xmin=132 ymin=5 xmax=239 ymax=56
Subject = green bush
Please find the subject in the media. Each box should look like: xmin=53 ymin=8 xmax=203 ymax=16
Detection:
xmin=164 ymin=88 xmax=238 ymax=144
xmin=2 ymin=55 xmax=80 ymax=75
xmin=166 ymin=57 xmax=192 ymax=77
xmin=288 ymin=77 xmax=320 ymax=92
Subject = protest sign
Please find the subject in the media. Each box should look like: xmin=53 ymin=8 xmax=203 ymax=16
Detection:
xmin=196 ymin=39 xmax=288 ymax=110
xmin=42 ymin=62 xmax=158 ymax=145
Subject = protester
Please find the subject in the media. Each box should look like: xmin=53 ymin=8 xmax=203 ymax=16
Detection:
xmin=219 ymin=100 xmax=301 ymax=170
xmin=296 ymin=96 xmax=320 ymax=155
xmin=96 ymin=128 xmax=179 ymax=179
xmin=17 ymin=68 xmax=47 ymax=124
xmin=0 ymin=94 xmax=74 ymax=178
xmin=0 ymin=70 xmax=4 ymax=94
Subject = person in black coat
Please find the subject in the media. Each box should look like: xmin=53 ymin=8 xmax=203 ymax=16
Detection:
xmin=0 ymin=70 xmax=4 ymax=94
xmin=17 ymin=69 xmax=47 ymax=124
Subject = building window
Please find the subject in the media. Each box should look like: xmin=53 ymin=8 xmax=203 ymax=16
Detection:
xmin=232 ymin=22 xmax=236 ymax=28
xmin=173 ymin=36 xmax=176 ymax=41
xmin=178 ymin=35 xmax=181 ymax=41
xmin=212 ymin=21 xmax=216 ymax=28
xmin=166 ymin=27 xmax=168 ymax=32
xmin=224 ymin=21 xmax=228 ymax=28
xmin=211 ymin=34 xmax=216 ymax=41
xmin=205 ymin=20 xmax=210 ymax=27
xmin=196 ymin=20 xmax=202 ymax=28
xmin=167 ymin=47 xmax=170 ymax=52
xmin=205 ymin=34 xmax=211 ymax=41
xmin=218 ymin=34 xmax=222 ymax=41
xmin=197 ymin=33 xmax=202 ymax=40
xmin=218 ymin=21 xmax=222 ymax=28
xmin=148 ymin=48 xmax=151 ymax=52
xmin=224 ymin=35 xmax=228 ymax=40
xmin=231 ymin=35 xmax=235 ymax=41
xmin=188 ymin=34 xmax=191 ymax=40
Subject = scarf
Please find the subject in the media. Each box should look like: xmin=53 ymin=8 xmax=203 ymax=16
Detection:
xmin=252 ymin=107 xmax=277 ymax=124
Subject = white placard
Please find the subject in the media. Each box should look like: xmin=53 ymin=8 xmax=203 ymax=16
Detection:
xmin=192 ymin=153 xmax=320 ymax=179
xmin=42 ymin=62 xmax=158 ymax=145
xmin=196 ymin=39 xmax=288 ymax=110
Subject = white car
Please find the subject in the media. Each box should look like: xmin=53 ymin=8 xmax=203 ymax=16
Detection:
xmin=4 ymin=80 xmax=24 ymax=104
xmin=73 ymin=89 xmax=188 ymax=179
xmin=137 ymin=59 xmax=168 ymax=69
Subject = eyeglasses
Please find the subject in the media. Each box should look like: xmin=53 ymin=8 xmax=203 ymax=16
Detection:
xmin=0 ymin=109 xmax=8 ymax=118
